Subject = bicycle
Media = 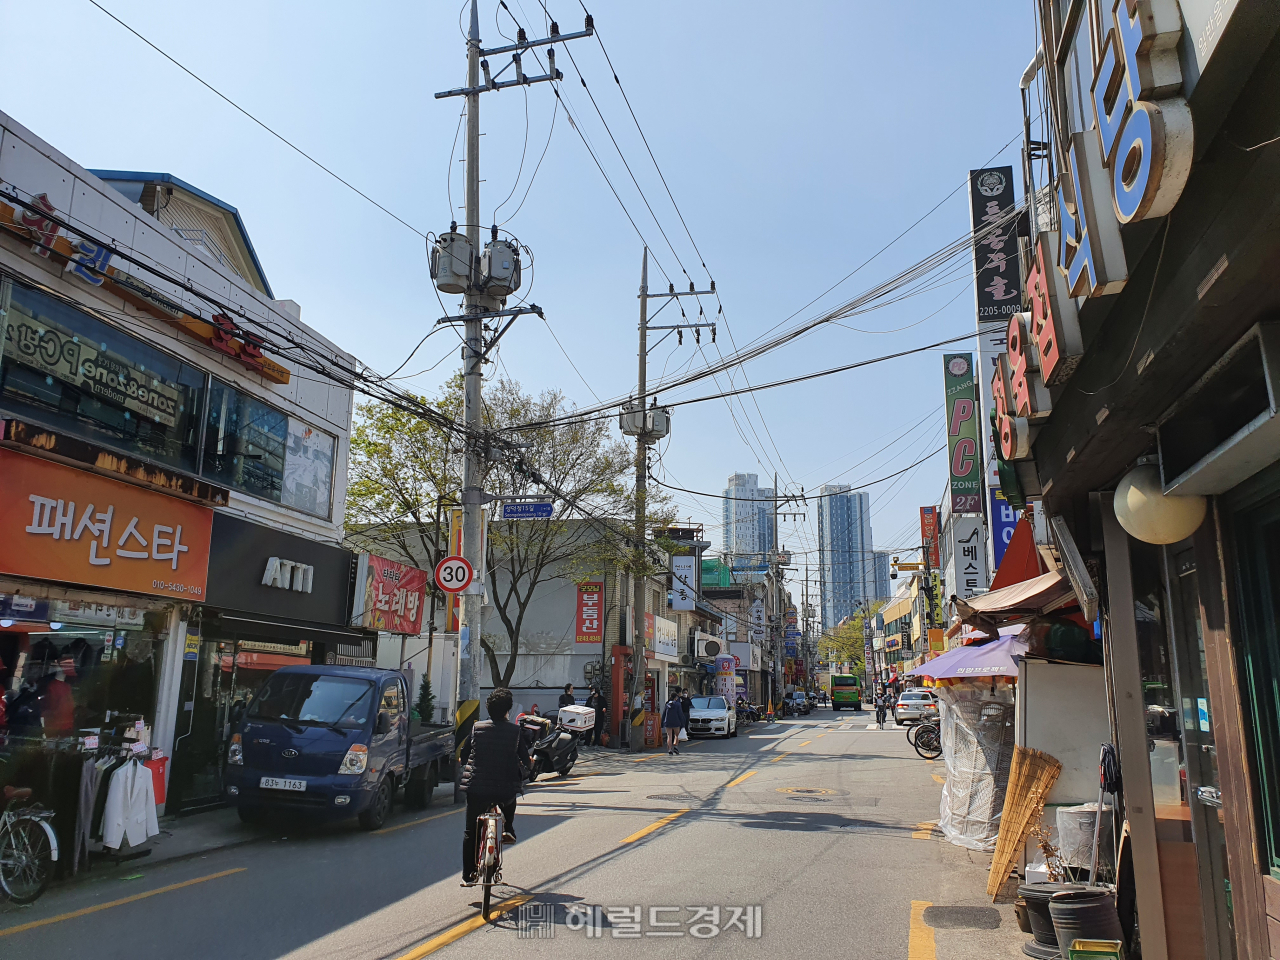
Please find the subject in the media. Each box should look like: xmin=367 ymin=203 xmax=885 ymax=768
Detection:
xmin=0 ymin=785 xmax=58 ymax=904
xmin=913 ymin=719 xmax=943 ymax=760
xmin=475 ymin=803 xmax=505 ymax=920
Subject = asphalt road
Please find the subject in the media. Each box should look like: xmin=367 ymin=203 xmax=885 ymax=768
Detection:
xmin=1 ymin=706 xmax=1026 ymax=959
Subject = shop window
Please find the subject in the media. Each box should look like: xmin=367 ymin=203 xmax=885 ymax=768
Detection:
xmin=201 ymin=379 xmax=334 ymax=518
xmin=0 ymin=279 xmax=206 ymax=473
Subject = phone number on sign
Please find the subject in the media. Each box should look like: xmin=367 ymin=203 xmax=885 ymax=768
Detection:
xmin=152 ymin=580 xmax=204 ymax=597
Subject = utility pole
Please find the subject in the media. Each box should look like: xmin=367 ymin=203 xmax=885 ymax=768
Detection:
xmin=434 ymin=1 xmax=593 ymax=794
xmin=620 ymin=248 xmax=712 ymax=751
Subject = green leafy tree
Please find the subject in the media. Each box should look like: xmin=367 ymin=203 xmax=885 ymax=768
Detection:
xmin=345 ymin=375 xmax=667 ymax=687
xmin=818 ymin=602 xmax=881 ymax=672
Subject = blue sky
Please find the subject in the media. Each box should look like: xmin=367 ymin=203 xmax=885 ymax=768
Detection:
xmin=4 ymin=0 xmax=1037 ymax=582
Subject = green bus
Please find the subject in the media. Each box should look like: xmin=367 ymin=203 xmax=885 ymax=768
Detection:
xmin=831 ymin=674 xmax=862 ymax=711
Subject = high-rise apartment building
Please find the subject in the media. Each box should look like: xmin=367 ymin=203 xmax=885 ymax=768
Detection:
xmin=816 ymin=485 xmax=879 ymax=629
xmin=721 ymin=473 xmax=774 ymax=580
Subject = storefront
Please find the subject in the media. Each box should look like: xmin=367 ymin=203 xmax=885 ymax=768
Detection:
xmin=989 ymin=4 xmax=1280 ymax=957
xmin=167 ymin=512 xmax=370 ymax=812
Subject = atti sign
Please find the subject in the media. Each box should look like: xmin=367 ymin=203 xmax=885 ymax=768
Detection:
xmin=944 ymin=354 xmax=982 ymax=514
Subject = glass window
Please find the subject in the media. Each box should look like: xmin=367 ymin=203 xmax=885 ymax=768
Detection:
xmin=202 ymin=379 xmax=287 ymax=503
xmin=247 ymin=673 xmax=374 ymax=729
xmin=380 ymin=681 xmax=401 ymax=720
xmin=0 ymin=279 xmax=206 ymax=472
xmin=201 ymin=380 xmax=334 ymax=517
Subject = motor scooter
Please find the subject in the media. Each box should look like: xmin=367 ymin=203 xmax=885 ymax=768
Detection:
xmin=518 ymin=715 xmax=578 ymax=781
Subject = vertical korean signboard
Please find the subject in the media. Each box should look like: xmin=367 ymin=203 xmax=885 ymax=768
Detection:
xmin=919 ymin=506 xmax=941 ymax=569
xmin=671 ymin=555 xmax=696 ymax=611
xmin=575 ymin=582 xmax=604 ymax=645
xmin=944 ymin=354 xmax=982 ymax=514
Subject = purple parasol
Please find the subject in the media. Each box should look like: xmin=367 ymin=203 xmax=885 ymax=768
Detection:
xmin=904 ymin=627 xmax=1027 ymax=679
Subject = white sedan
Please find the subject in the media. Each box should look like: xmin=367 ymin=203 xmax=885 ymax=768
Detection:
xmin=687 ymin=696 xmax=737 ymax=738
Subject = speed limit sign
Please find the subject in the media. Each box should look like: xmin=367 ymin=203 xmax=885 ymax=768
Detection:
xmin=434 ymin=555 xmax=474 ymax=594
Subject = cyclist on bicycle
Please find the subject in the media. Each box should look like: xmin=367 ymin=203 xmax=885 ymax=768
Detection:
xmin=459 ymin=687 xmax=529 ymax=884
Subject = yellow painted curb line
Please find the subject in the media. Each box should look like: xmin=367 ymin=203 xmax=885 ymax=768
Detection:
xmin=770 ymin=752 xmax=790 ymax=763
xmin=911 ymin=821 xmax=939 ymax=840
xmin=374 ymin=807 xmax=463 ymax=835
xmin=621 ymin=808 xmax=689 ymax=844
xmin=908 ymin=900 xmax=936 ymax=959
xmin=394 ymin=894 xmax=534 ymax=959
xmin=726 ymin=770 xmax=757 ymax=788
xmin=0 ymin=868 xmax=246 ymax=937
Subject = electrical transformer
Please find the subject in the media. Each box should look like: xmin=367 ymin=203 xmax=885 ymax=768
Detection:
xmin=430 ymin=230 xmax=474 ymax=295
xmin=481 ymin=238 xmax=521 ymax=298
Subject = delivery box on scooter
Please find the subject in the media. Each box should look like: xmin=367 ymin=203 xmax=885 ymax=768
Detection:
xmin=557 ymin=705 xmax=595 ymax=732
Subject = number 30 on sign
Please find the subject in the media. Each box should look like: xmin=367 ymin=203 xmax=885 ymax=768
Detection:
xmin=434 ymin=555 xmax=473 ymax=594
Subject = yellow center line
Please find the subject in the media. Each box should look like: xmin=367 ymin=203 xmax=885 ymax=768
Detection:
xmin=908 ymin=900 xmax=936 ymax=960
xmin=798 ymin=740 xmax=812 ymax=747
xmin=816 ymin=733 xmax=826 ymax=738
xmin=931 ymin=773 xmax=945 ymax=784
xmin=633 ymin=755 xmax=654 ymax=763
xmin=911 ymin=821 xmax=939 ymax=840
xmin=726 ymin=770 xmax=757 ymax=788
xmin=770 ymin=752 xmax=790 ymax=763
xmin=373 ymin=807 xmax=463 ymax=835
xmin=393 ymin=894 xmax=534 ymax=959
xmin=621 ymin=808 xmax=689 ymax=844
xmin=0 ymin=867 xmax=246 ymax=938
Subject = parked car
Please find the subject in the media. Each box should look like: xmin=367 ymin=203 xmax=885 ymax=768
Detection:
xmin=894 ymin=689 xmax=940 ymax=725
xmin=787 ymin=692 xmax=812 ymax=715
xmin=225 ymin=665 xmax=454 ymax=830
xmin=687 ymin=696 xmax=738 ymax=738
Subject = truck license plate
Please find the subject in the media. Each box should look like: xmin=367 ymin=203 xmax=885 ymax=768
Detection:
xmin=260 ymin=777 xmax=306 ymax=791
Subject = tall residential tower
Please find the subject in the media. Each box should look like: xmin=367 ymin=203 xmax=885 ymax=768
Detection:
xmin=722 ymin=473 xmax=774 ymax=580
xmin=817 ymin=485 xmax=885 ymax=629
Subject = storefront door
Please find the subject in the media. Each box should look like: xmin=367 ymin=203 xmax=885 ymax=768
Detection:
xmin=169 ymin=636 xmax=237 ymax=812
xmin=1167 ymin=546 xmax=1236 ymax=960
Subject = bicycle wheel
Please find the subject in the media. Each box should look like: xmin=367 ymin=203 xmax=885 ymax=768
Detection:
xmin=0 ymin=816 xmax=55 ymax=904
xmin=906 ymin=723 xmax=920 ymax=746
xmin=914 ymin=726 xmax=942 ymax=761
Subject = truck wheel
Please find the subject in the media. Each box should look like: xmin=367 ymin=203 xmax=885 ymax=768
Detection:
xmin=405 ymin=767 xmax=433 ymax=809
xmin=237 ymin=805 xmax=263 ymax=825
xmin=359 ymin=778 xmax=392 ymax=830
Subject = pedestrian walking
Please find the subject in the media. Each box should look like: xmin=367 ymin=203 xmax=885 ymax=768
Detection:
xmin=661 ymin=691 xmax=685 ymax=755
xmin=679 ymin=687 xmax=692 ymax=735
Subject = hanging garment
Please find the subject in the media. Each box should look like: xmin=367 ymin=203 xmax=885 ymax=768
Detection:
xmin=73 ymin=757 xmax=101 ymax=874
xmin=101 ymin=759 xmax=158 ymax=850
xmin=91 ymin=756 xmax=124 ymax=842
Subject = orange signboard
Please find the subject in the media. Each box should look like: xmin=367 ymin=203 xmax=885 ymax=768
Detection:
xmin=0 ymin=449 xmax=213 ymax=600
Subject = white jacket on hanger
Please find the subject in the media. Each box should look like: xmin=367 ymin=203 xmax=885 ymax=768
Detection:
xmin=102 ymin=759 xmax=159 ymax=850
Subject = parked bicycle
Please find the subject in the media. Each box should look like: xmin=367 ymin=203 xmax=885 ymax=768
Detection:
xmin=912 ymin=718 xmax=942 ymax=760
xmin=0 ymin=785 xmax=58 ymax=904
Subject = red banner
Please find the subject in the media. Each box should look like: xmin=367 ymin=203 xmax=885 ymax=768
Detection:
xmin=356 ymin=554 xmax=429 ymax=634
xmin=920 ymin=506 xmax=941 ymax=569
xmin=575 ymin=582 xmax=603 ymax=644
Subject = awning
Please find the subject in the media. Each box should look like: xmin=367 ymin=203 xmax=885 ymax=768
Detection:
xmin=948 ymin=569 xmax=1077 ymax=639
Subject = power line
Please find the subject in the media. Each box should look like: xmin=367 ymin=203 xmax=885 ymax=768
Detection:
xmin=87 ymin=0 xmax=429 ymax=240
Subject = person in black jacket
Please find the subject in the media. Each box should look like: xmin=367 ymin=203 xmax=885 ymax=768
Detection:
xmin=459 ymin=688 xmax=530 ymax=883
xmin=557 ymin=684 xmax=576 ymax=709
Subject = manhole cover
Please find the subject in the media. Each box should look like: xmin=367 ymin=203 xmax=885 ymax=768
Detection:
xmin=775 ymin=787 xmax=836 ymax=796
xmin=647 ymin=794 xmax=700 ymax=803
xmin=789 ymin=796 xmax=832 ymax=803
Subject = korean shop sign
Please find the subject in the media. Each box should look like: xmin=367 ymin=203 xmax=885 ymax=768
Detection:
xmin=1049 ymin=0 xmax=1193 ymax=305
xmin=968 ymin=167 xmax=1021 ymax=325
xmin=0 ymin=448 xmax=212 ymax=598
xmin=943 ymin=354 xmax=982 ymax=515
xmin=4 ymin=300 xmax=182 ymax=427
xmin=352 ymin=554 xmax=429 ymax=634
xmin=575 ymin=582 xmax=603 ymax=645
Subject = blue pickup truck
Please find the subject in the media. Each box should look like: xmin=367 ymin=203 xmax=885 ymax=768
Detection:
xmin=224 ymin=664 xmax=454 ymax=830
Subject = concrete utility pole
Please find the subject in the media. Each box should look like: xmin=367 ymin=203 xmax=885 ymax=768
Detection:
xmin=622 ymin=248 xmax=712 ymax=751
xmin=629 ymin=248 xmax=650 ymax=753
xmin=434 ymin=1 xmax=593 ymax=795
xmin=455 ymin=0 xmax=485 ymax=803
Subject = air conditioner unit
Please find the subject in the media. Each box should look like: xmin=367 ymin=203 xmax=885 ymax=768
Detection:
xmin=696 ymin=636 xmax=721 ymax=659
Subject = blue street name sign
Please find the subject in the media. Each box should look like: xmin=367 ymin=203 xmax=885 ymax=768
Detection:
xmin=501 ymin=502 xmax=554 ymax=520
